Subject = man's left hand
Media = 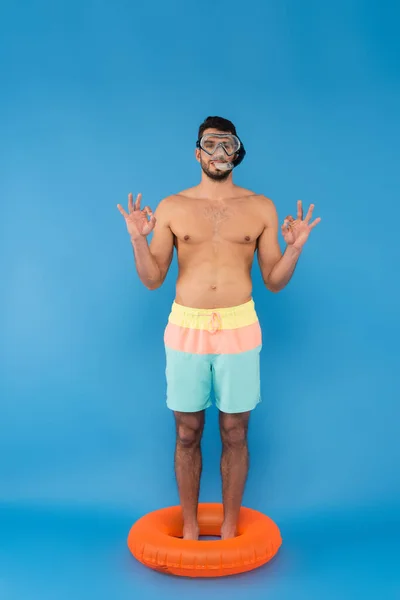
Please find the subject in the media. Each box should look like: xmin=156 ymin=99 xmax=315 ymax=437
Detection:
xmin=281 ymin=200 xmax=321 ymax=250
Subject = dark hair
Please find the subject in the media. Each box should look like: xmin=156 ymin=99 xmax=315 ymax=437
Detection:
xmin=198 ymin=115 xmax=238 ymax=139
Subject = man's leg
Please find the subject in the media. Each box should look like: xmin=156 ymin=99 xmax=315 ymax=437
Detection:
xmin=174 ymin=410 xmax=205 ymax=540
xmin=219 ymin=410 xmax=250 ymax=539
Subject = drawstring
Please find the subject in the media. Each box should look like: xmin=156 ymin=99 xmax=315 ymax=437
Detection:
xmin=208 ymin=312 xmax=222 ymax=334
xmin=191 ymin=311 xmax=222 ymax=334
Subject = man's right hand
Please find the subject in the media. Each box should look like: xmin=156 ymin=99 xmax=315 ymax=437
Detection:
xmin=117 ymin=193 xmax=156 ymax=241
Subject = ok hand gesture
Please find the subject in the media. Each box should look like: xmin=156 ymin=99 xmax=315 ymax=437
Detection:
xmin=282 ymin=201 xmax=321 ymax=250
xmin=117 ymin=193 xmax=156 ymax=241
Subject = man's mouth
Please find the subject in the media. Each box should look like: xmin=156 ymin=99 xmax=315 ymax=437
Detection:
xmin=212 ymin=160 xmax=233 ymax=171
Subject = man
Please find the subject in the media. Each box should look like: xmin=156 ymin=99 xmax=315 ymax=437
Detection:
xmin=117 ymin=116 xmax=320 ymax=540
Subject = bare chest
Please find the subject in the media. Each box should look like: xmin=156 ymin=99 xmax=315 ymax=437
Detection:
xmin=172 ymin=201 xmax=263 ymax=245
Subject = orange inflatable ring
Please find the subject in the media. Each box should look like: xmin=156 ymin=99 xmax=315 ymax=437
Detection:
xmin=127 ymin=502 xmax=282 ymax=577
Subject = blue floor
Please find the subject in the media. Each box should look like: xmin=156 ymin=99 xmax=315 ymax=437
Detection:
xmin=1 ymin=503 xmax=399 ymax=600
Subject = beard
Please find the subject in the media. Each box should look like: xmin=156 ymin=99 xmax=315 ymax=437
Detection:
xmin=200 ymin=157 xmax=232 ymax=181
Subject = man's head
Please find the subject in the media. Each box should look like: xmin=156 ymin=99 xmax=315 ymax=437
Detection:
xmin=195 ymin=116 xmax=246 ymax=181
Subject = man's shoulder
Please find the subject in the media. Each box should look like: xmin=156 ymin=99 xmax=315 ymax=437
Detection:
xmin=255 ymin=192 xmax=277 ymax=210
xmin=157 ymin=187 xmax=197 ymax=207
xmin=232 ymin=185 xmax=273 ymax=203
xmin=244 ymin=192 xmax=277 ymax=228
xmin=154 ymin=193 xmax=182 ymax=212
xmin=247 ymin=190 xmax=273 ymax=202
xmin=240 ymin=189 xmax=275 ymax=209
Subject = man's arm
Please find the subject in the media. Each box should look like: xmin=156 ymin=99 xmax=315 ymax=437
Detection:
xmin=257 ymin=197 xmax=302 ymax=293
xmin=131 ymin=197 xmax=174 ymax=290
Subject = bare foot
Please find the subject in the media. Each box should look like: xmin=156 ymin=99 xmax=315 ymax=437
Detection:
xmin=183 ymin=525 xmax=199 ymax=540
xmin=220 ymin=525 xmax=237 ymax=540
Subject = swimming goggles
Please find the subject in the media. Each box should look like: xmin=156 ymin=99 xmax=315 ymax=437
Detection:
xmin=196 ymin=133 xmax=241 ymax=157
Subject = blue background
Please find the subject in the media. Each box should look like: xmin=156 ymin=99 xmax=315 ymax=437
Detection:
xmin=1 ymin=0 xmax=399 ymax=598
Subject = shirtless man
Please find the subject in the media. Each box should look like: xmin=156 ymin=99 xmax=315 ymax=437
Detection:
xmin=117 ymin=116 xmax=320 ymax=540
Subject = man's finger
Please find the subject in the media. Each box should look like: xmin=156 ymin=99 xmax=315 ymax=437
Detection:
xmin=143 ymin=215 xmax=157 ymax=236
xmin=309 ymin=217 xmax=321 ymax=229
xmin=304 ymin=204 xmax=315 ymax=223
xmin=135 ymin=193 xmax=142 ymax=211
xmin=128 ymin=193 xmax=134 ymax=213
xmin=143 ymin=206 xmax=153 ymax=219
xmin=117 ymin=204 xmax=129 ymax=218
xmin=297 ymin=200 xmax=303 ymax=220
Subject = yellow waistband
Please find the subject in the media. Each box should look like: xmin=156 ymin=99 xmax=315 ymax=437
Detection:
xmin=168 ymin=298 xmax=258 ymax=330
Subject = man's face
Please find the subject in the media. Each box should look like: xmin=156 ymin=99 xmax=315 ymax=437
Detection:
xmin=196 ymin=128 xmax=237 ymax=181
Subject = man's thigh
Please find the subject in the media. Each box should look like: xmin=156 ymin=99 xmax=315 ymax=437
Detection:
xmin=165 ymin=347 xmax=213 ymax=413
xmin=212 ymin=345 xmax=262 ymax=414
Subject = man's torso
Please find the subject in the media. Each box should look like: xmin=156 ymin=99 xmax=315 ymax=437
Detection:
xmin=164 ymin=185 xmax=272 ymax=308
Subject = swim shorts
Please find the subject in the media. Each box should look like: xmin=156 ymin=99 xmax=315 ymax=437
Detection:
xmin=163 ymin=298 xmax=262 ymax=413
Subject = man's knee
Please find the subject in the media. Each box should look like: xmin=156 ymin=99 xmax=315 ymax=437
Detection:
xmin=220 ymin=412 xmax=250 ymax=448
xmin=175 ymin=411 xmax=204 ymax=448
xmin=221 ymin=425 xmax=247 ymax=447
